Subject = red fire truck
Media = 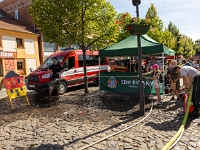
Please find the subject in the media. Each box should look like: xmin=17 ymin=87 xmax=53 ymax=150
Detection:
xmin=26 ymin=50 xmax=108 ymax=94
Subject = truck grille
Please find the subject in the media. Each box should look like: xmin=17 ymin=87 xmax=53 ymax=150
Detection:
xmin=28 ymin=75 xmax=40 ymax=82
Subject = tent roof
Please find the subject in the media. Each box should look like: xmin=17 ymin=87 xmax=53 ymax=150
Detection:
xmin=100 ymin=35 xmax=175 ymax=57
xmin=4 ymin=70 xmax=20 ymax=78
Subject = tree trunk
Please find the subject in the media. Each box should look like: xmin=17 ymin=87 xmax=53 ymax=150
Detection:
xmin=82 ymin=48 xmax=89 ymax=94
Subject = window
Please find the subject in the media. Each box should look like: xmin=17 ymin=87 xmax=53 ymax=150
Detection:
xmin=78 ymin=55 xmax=106 ymax=67
xmin=62 ymin=57 xmax=75 ymax=70
xmin=14 ymin=10 xmax=18 ymax=20
xmin=16 ymin=38 xmax=24 ymax=48
xmin=39 ymin=56 xmax=64 ymax=69
xmin=43 ymin=42 xmax=56 ymax=52
xmin=17 ymin=59 xmax=25 ymax=75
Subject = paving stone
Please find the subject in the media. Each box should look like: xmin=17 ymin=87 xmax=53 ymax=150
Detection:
xmin=123 ymin=138 xmax=132 ymax=143
xmin=156 ymin=143 xmax=164 ymax=149
xmin=197 ymin=140 xmax=200 ymax=148
xmin=92 ymin=144 xmax=104 ymax=149
xmin=148 ymin=140 xmax=155 ymax=147
xmin=0 ymin=87 xmax=199 ymax=150
xmin=174 ymin=145 xmax=186 ymax=150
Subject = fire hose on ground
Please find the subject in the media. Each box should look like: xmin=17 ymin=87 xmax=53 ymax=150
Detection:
xmin=162 ymin=85 xmax=193 ymax=150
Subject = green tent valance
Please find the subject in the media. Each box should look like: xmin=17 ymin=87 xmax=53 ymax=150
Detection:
xmin=100 ymin=35 xmax=175 ymax=57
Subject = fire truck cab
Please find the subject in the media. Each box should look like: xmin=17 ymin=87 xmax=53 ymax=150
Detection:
xmin=26 ymin=50 xmax=108 ymax=94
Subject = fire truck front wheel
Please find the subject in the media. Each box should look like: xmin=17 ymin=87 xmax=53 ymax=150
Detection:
xmin=59 ymin=81 xmax=67 ymax=95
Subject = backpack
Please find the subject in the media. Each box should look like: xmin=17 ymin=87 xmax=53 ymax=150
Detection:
xmin=152 ymin=71 xmax=163 ymax=83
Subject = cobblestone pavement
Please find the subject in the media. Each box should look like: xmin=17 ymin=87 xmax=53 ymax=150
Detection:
xmin=0 ymin=86 xmax=200 ymax=150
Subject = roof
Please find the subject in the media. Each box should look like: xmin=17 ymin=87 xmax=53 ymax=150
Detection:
xmin=196 ymin=39 xmax=200 ymax=42
xmin=4 ymin=70 xmax=20 ymax=78
xmin=192 ymin=51 xmax=200 ymax=59
xmin=99 ymin=35 xmax=175 ymax=57
xmin=0 ymin=8 xmax=37 ymax=35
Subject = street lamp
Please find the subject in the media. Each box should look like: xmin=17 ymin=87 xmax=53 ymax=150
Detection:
xmin=132 ymin=0 xmax=141 ymax=6
xmin=132 ymin=0 xmax=145 ymax=116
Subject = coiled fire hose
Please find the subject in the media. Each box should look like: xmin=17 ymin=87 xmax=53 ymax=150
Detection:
xmin=162 ymin=85 xmax=193 ymax=150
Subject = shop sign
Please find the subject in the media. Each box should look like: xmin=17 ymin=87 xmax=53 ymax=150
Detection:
xmin=0 ymin=51 xmax=17 ymax=58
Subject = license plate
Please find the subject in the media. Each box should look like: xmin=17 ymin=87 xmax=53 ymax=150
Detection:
xmin=29 ymin=85 xmax=35 ymax=88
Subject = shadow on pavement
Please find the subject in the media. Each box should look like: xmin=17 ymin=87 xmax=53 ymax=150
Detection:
xmin=28 ymin=143 xmax=63 ymax=150
xmin=28 ymin=109 xmax=143 ymax=150
xmin=145 ymin=111 xmax=194 ymax=132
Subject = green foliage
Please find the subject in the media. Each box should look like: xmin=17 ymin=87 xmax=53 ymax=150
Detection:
xmin=29 ymin=0 xmax=118 ymax=94
xmin=29 ymin=0 xmax=118 ymax=50
xmin=145 ymin=4 xmax=166 ymax=46
xmin=177 ymin=36 xmax=196 ymax=58
xmin=146 ymin=4 xmax=163 ymax=31
xmin=162 ymin=29 xmax=176 ymax=50
xmin=167 ymin=21 xmax=196 ymax=58
xmin=146 ymin=27 xmax=163 ymax=43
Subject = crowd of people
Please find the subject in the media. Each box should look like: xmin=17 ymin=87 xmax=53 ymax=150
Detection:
xmin=144 ymin=57 xmax=200 ymax=113
xmin=107 ymin=56 xmax=200 ymax=116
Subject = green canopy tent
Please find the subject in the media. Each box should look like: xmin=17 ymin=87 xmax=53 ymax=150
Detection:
xmin=99 ymin=34 xmax=175 ymax=95
xmin=99 ymin=34 xmax=175 ymax=57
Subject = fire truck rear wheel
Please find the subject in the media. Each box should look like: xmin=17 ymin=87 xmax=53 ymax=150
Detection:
xmin=59 ymin=82 xmax=67 ymax=95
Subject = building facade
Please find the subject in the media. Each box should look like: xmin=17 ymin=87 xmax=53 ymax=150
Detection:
xmin=0 ymin=0 xmax=58 ymax=62
xmin=195 ymin=39 xmax=200 ymax=51
xmin=0 ymin=8 xmax=40 ymax=80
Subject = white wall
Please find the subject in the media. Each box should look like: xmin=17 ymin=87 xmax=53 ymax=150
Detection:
xmin=2 ymin=36 xmax=16 ymax=52
xmin=25 ymin=39 xmax=35 ymax=54
xmin=26 ymin=58 xmax=37 ymax=74
xmin=44 ymin=52 xmax=54 ymax=58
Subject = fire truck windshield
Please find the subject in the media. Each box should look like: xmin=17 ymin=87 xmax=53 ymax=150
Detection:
xmin=39 ymin=57 xmax=64 ymax=69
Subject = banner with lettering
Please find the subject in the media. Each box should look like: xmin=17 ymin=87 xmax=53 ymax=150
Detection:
xmin=100 ymin=72 xmax=163 ymax=95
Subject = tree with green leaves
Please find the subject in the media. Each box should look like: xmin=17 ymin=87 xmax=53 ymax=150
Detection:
xmin=29 ymin=0 xmax=118 ymax=94
xmin=145 ymin=4 xmax=164 ymax=44
xmin=146 ymin=4 xmax=163 ymax=31
xmin=162 ymin=28 xmax=176 ymax=50
xmin=177 ymin=36 xmax=196 ymax=58
xmin=167 ymin=21 xmax=181 ymax=51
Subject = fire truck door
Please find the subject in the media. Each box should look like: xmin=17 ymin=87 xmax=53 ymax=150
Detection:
xmin=62 ymin=56 xmax=77 ymax=87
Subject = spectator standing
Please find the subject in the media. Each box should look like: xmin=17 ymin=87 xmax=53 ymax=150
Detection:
xmin=193 ymin=60 xmax=200 ymax=70
xmin=182 ymin=60 xmax=186 ymax=66
xmin=167 ymin=60 xmax=180 ymax=101
xmin=146 ymin=57 xmax=162 ymax=72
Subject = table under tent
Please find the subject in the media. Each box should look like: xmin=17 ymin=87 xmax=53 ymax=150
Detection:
xmin=99 ymin=34 xmax=175 ymax=95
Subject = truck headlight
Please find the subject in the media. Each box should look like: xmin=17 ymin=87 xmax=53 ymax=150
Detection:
xmin=42 ymin=73 xmax=50 ymax=79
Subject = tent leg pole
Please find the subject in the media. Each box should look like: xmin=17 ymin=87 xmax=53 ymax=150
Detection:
xmin=130 ymin=57 xmax=131 ymax=72
xmin=162 ymin=52 xmax=165 ymax=100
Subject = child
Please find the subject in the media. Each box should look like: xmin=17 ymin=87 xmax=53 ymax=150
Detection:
xmin=167 ymin=60 xmax=180 ymax=101
xmin=143 ymin=64 xmax=162 ymax=107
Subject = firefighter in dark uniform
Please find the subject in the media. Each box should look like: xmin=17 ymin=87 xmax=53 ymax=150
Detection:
xmin=48 ymin=57 xmax=65 ymax=97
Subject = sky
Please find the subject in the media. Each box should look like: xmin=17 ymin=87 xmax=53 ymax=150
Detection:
xmin=108 ymin=0 xmax=200 ymax=42
xmin=0 ymin=0 xmax=199 ymax=41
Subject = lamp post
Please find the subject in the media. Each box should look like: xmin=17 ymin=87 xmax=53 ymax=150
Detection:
xmin=132 ymin=0 xmax=145 ymax=116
